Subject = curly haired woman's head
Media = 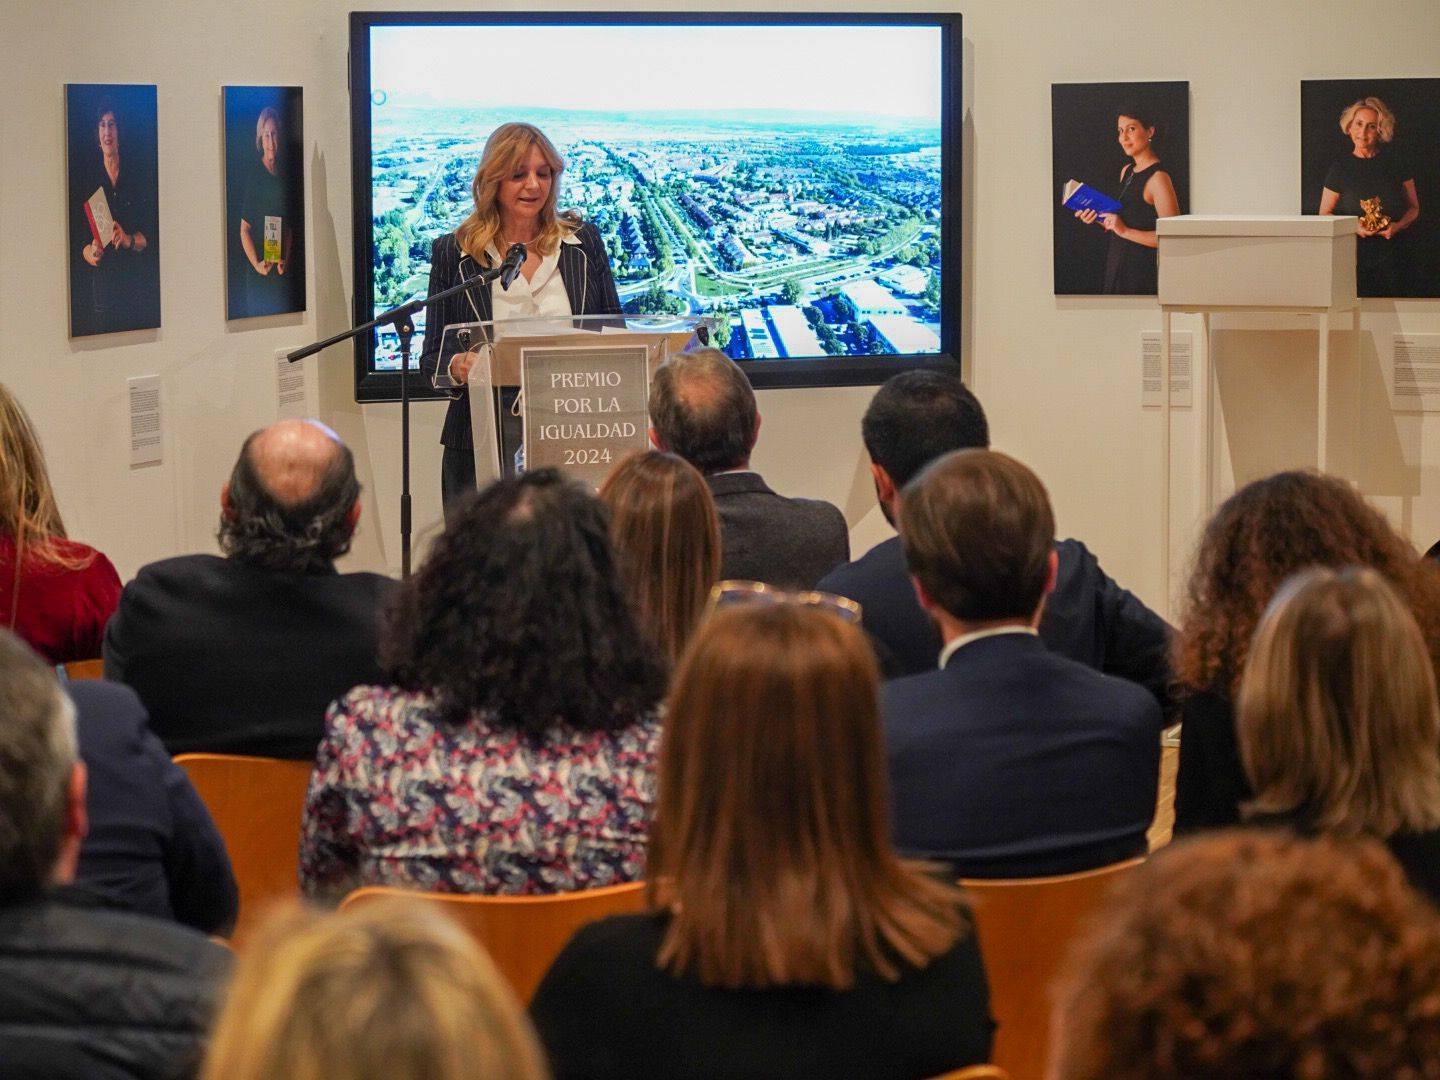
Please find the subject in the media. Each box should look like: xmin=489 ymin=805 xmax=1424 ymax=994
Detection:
xmin=1052 ymin=831 xmax=1440 ymax=1080
xmin=383 ymin=469 xmax=665 ymax=733
xmin=203 ymin=901 xmax=550 ymax=1080
xmin=1173 ymin=470 xmax=1440 ymax=694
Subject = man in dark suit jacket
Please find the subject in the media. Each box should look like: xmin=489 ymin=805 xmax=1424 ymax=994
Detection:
xmin=882 ymin=450 xmax=1162 ymax=879
xmin=70 ymin=678 xmax=237 ymax=935
xmin=649 ymin=348 xmax=848 ymax=589
xmin=818 ymin=371 xmax=1172 ymax=707
xmin=104 ymin=420 xmax=396 ymax=760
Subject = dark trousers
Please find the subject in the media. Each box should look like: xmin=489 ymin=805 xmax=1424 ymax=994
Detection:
xmin=440 ymin=389 xmax=524 ymax=522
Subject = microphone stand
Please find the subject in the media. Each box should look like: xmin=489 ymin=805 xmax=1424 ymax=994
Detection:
xmin=287 ymin=263 xmax=511 ymax=579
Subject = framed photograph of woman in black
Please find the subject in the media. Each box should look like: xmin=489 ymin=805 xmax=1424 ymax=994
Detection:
xmin=1051 ymin=81 xmax=1190 ymax=296
xmin=224 ymin=85 xmax=305 ymax=319
xmin=66 ymin=83 xmax=161 ymax=337
xmin=1301 ymin=79 xmax=1440 ymax=298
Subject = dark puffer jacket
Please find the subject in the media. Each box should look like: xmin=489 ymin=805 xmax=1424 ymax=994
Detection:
xmin=0 ymin=889 xmax=231 ymax=1079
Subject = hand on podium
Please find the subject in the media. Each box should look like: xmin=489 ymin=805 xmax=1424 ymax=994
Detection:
xmin=448 ymin=349 xmax=481 ymax=385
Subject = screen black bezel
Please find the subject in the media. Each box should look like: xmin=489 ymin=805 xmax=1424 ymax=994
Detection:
xmin=348 ymin=9 xmax=962 ymax=402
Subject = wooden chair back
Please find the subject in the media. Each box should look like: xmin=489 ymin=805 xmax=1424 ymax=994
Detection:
xmin=341 ymin=881 xmax=648 ymax=1003
xmin=174 ymin=753 xmax=314 ymax=947
xmin=61 ymin=658 xmax=105 ymax=680
xmin=931 ymin=1067 xmax=1010 ymax=1080
xmin=961 ymin=858 xmax=1143 ymax=1080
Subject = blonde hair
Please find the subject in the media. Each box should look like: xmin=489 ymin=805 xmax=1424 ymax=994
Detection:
xmin=1339 ymin=97 xmax=1397 ymax=143
xmin=648 ymin=604 xmax=963 ymax=990
xmin=1239 ymin=566 xmax=1440 ymax=838
xmin=0 ymin=384 xmax=92 ymax=629
xmin=598 ymin=451 xmax=720 ymax=669
xmin=254 ymin=106 xmax=280 ymax=152
xmin=202 ymin=901 xmax=551 ymax=1080
xmin=454 ymin=123 xmax=574 ymax=263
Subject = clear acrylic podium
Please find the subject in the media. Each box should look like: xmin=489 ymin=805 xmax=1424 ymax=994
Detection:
xmin=432 ymin=314 xmax=720 ymax=487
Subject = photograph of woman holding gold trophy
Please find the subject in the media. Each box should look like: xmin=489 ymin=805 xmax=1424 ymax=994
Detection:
xmin=1303 ymin=79 xmax=1439 ymax=299
xmin=1318 ymin=97 xmax=1420 ymax=297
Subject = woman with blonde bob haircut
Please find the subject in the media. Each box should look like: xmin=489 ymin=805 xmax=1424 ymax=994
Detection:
xmin=531 ymin=604 xmax=993 ymax=1079
xmin=203 ymin=900 xmax=550 ymax=1080
xmin=0 ymin=382 xmax=120 ymax=662
xmin=1238 ymin=566 xmax=1440 ymax=902
xmin=418 ymin=123 xmax=621 ymax=508
xmin=598 ymin=450 xmax=720 ymax=669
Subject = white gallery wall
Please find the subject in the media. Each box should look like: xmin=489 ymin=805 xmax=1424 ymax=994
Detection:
xmin=3 ymin=0 xmax=1438 ymax=619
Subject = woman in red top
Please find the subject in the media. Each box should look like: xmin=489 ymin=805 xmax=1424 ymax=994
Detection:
xmin=0 ymin=384 xmax=120 ymax=663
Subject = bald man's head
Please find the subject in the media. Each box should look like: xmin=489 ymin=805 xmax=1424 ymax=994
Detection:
xmin=218 ymin=420 xmax=361 ymax=573
xmin=245 ymin=419 xmax=346 ymax=506
xmin=647 ymin=348 xmax=758 ymax=474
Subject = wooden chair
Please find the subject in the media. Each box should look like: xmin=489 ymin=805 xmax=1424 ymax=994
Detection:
xmin=931 ymin=1067 xmax=1011 ymax=1080
xmin=60 ymin=658 xmax=105 ymax=680
xmin=341 ymin=881 xmax=648 ymax=1003
xmin=174 ymin=753 xmax=314 ymax=947
xmin=961 ymin=858 xmax=1143 ymax=1080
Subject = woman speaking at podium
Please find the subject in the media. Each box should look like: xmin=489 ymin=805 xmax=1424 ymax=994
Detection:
xmin=419 ymin=122 xmax=621 ymax=510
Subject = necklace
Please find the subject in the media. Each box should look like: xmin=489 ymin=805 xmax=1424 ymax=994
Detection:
xmin=502 ymin=232 xmax=540 ymax=250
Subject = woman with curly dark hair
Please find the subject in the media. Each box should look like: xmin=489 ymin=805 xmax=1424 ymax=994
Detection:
xmin=300 ymin=469 xmax=666 ymax=900
xmin=1051 ymin=831 xmax=1440 ymax=1080
xmin=1172 ymin=470 xmax=1440 ymax=832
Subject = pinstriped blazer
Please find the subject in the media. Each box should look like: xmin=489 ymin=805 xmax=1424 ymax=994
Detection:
xmin=418 ymin=220 xmax=622 ymax=449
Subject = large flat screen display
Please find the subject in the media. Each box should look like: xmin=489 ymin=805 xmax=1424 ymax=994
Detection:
xmin=349 ymin=12 xmax=961 ymax=400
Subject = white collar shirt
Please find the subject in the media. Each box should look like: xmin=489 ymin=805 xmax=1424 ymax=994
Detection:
xmin=487 ymin=234 xmax=577 ymax=322
xmin=937 ymin=624 xmax=1038 ymax=669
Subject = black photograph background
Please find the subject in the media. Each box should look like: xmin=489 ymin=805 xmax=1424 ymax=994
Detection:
xmin=1301 ymin=79 xmax=1440 ymax=299
xmin=66 ymin=83 xmax=161 ymax=337
xmin=1051 ymin=81 xmax=1190 ymax=296
xmin=224 ymin=85 xmax=306 ymax=319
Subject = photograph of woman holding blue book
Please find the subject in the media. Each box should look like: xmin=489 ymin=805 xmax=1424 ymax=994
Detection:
xmin=1051 ymin=82 xmax=1190 ymax=295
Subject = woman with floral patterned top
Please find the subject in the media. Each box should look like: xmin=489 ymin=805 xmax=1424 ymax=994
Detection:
xmin=300 ymin=470 xmax=667 ymax=901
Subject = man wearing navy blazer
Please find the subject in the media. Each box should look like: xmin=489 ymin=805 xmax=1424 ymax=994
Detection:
xmin=882 ymin=450 xmax=1162 ymax=878
xmin=818 ymin=371 xmax=1172 ymax=709
xmin=649 ymin=348 xmax=849 ymax=589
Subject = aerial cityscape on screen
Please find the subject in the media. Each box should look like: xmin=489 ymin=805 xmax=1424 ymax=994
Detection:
xmin=367 ymin=24 xmax=943 ymax=369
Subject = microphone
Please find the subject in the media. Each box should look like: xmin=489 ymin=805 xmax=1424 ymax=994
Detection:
xmin=499 ymin=243 xmax=527 ymax=289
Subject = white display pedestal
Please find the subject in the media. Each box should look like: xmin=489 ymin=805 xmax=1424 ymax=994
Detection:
xmin=1155 ymin=215 xmax=1360 ymax=600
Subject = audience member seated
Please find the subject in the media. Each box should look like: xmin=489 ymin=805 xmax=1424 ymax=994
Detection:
xmin=648 ymin=348 xmax=848 ymax=589
xmin=819 ymin=370 xmax=1172 ymax=697
xmin=530 ymin=604 xmax=992 ymax=1080
xmin=882 ymin=449 xmax=1162 ymax=878
xmin=0 ymin=383 xmax=120 ymax=664
xmin=1051 ymin=831 xmax=1440 ymax=1079
xmin=598 ymin=450 xmax=720 ymax=670
xmin=1172 ymin=470 xmax=1440 ymax=833
xmin=203 ymin=900 xmax=549 ymax=1080
xmin=300 ymin=470 xmax=666 ymax=901
xmin=104 ymin=419 xmax=395 ymax=760
xmin=0 ymin=630 xmax=231 ymax=1080
xmin=1237 ymin=566 xmax=1440 ymax=904
xmin=72 ymin=675 xmax=238 ymax=934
